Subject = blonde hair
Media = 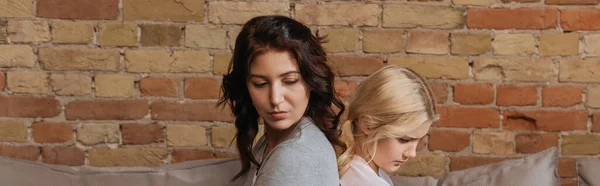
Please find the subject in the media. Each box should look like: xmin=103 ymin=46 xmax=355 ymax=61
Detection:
xmin=337 ymin=65 xmax=439 ymax=176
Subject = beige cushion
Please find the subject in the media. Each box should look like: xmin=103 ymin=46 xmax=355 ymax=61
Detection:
xmin=577 ymin=158 xmax=600 ymax=186
xmin=392 ymin=147 xmax=560 ymax=186
xmin=0 ymin=156 xmax=242 ymax=186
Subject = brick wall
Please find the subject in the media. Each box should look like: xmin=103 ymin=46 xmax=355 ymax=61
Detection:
xmin=0 ymin=0 xmax=599 ymax=185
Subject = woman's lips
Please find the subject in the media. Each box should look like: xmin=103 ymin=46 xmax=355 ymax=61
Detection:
xmin=269 ymin=111 xmax=288 ymax=120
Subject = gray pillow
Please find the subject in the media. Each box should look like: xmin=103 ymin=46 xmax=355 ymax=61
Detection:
xmin=392 ymin=147 xmax=559 ymax=186
xmin=0 ymin=156 xmax=242 ymax=186
xmin=577 ymin=158 xmax=600 ymax=186
xmin=390 ymin=176 xmax=437 ymax=186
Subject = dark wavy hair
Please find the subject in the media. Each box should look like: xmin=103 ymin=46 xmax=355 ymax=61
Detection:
xmin=217 ymin=15 xmax=346 ymax=180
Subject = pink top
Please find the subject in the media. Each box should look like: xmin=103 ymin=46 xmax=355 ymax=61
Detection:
xmin=340 ymin=155 xmax=394 ymax=186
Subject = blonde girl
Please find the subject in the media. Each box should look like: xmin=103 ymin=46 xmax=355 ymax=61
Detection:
xmin=337 ymin=65 xmax=440 ymax=186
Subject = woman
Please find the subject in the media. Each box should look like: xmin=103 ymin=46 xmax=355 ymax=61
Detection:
xmin=337 ymin=65 xmax=439 ymax=186
xmin=218 ymin=15 xmax=345 ymax=186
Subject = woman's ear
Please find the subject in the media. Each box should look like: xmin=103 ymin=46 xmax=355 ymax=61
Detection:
xmin=357 ymin=116 xmax=370 ymax=134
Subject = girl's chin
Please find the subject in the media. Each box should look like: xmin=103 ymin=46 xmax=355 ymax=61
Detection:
xmin=382 ymin=165 xmax=401 ymax=173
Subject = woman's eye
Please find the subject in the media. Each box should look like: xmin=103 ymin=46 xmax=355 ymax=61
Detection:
xmin=253 ymin=83 xmax=267 ymax=88
xmin=283 ymin=79 xmax=298 ymax=85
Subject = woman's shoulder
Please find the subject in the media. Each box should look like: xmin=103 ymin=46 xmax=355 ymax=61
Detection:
xmin=255 ymin=117 xmax=339 ymax=185
xmin=263 ymin=117 xmax=336 ymax=163
xmin=259 ymin=134 xmax=339 ymax=185
xmin=269 ymin=134 xmax=332 ymax=160
xmin=286 ymin=117 xmax=335 ymax=154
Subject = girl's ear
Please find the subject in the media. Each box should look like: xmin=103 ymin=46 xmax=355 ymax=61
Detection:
xmin=357 ymin=116 xmax=370 ymax=135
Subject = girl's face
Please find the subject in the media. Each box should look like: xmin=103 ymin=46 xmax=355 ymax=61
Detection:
xmin=367 ymin=123 xmax=430 ymax=173
xmin=246 ymin=50 xmax=311 ymax=132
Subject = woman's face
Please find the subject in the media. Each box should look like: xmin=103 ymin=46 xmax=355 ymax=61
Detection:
xmin=246 ymin=50 xmax=311 ymax=132
xmin=368 ymin=123 xmax=430 ymax=173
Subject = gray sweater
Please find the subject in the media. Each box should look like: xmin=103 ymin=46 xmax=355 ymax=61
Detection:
xmin=239 ymin=117 xmax=339 ymax=186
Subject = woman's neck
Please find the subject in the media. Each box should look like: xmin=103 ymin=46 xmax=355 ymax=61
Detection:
xmin=354 ymin=135 xmax=380 ymax=176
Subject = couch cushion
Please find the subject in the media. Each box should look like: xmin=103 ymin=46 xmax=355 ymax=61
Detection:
xmin=391 ymin=147 xmax=560 ymax=186
xmin=390 ymin=175 xmax=437 ymax=186
xmin=0 ymin=156 xmax=242 ymax=186
xmin=0 ymin=156 xmax=75 ymax=185
xmin=439 ymin=147 xmax=559 ymax=186
xmin=577 ymin=158 xmax=600 ymax=186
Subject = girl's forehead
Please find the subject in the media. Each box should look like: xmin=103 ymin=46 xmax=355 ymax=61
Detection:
xmin=405 ymin=123 xmax=430 ymax=139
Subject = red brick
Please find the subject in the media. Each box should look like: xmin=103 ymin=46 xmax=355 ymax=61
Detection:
xmin=184 ymin=77 xmax=221 ymax=99
xmin=215 ymin=151 xmax=238 ymax=159
xmin=0 ymin=96 xmax=60 ymax=118
xmin=335 ymin=80 xmax=358 ymax=100
xmin=593 ymin=113 xmax=600 ymax=132
xmin=542 ymin=86 xmax=582 ymax=107
xmin=140 ymin=77 xmax=178 ymax=97
xmin=42 ymin=146 xmax=85 ymax=166
xmin=0 ymin=72 xmax=4 ymax=91
xmin=467 ymin=8 xmax=558 ymax=29
xmin=497 ymin=85 xmax=537 ymax=106
xmin=561 ymin=179 xmax=577 ymax=186
xmin=515 ymin=133 xmax=558 ymax=153
xmin=329 ymin=55 xmax=384 ymax=76
xmin=504 ymin=110 xmax=588 ymax=131
xmin=0 ymin=145 xmax=40 ymax=161
xmin=454 ymin=83 xmax=494 ymax=105
xmin=561 ymin=9 xmax=600 ymax=31
xmin=429 ymin=82 xmax=448 ymax=104
xmin=450 ymin=156 xmax=515 ymax=171
xmin=151 ymin=101 xmax=234 ymax=122
xmin=171 ymin=149 xmax=214 ymax=163
xmin=65 ymin=100 xmax=148 ymax=120
xmin=433 ymin=107 xmax=500 ymax=128
xmin=558 ymin=157 xmax=577 ymax=178
xmin=501 ymin=0 xmax=540 ymax=2
xmin=37 ymin=0 xmax=119 ymax=20
xmin=547 ymin=0 xmax=598 ymax=5
xmin=122 ymin=123 xmax=164 ymax=145
xmin=428 ymin=130 xmax=470 ymax=152
xmin=32 ymin=122 xmax=72 ymax=143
